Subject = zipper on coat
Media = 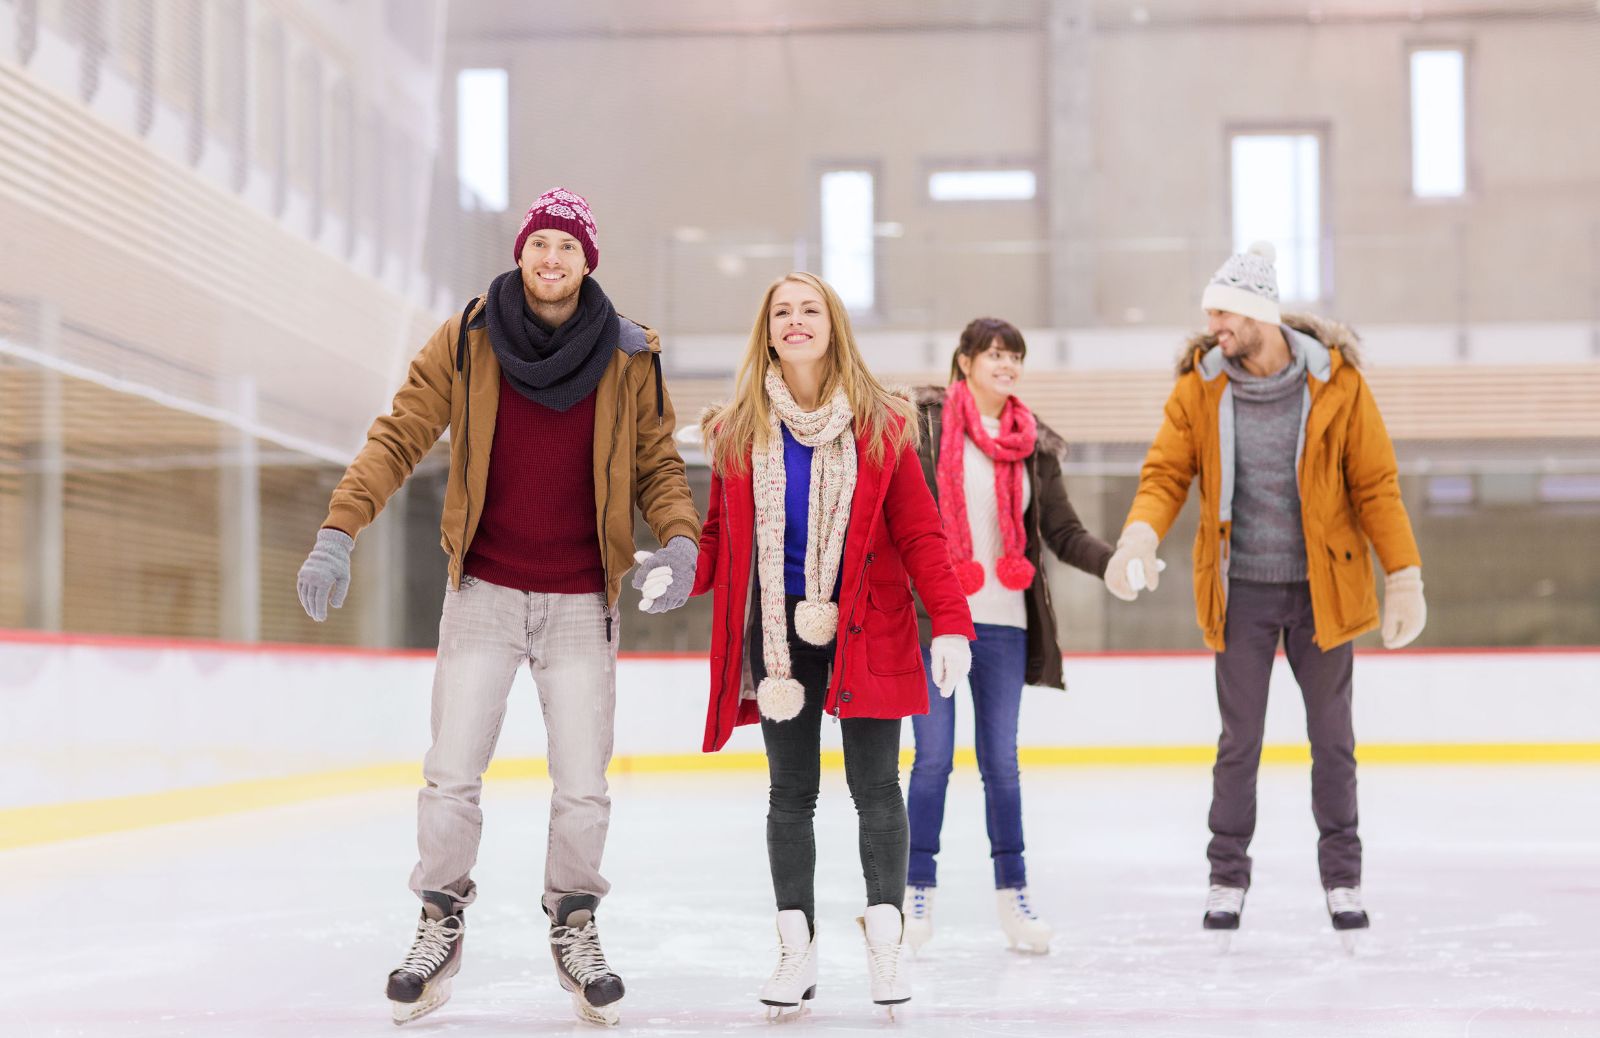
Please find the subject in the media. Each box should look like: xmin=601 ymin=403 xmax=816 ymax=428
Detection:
xmin=598 ymin=350 xmax=637 ymax=630
xmin=454 ymin=298 xmax=478 ymax=586
xmin=717 ymin=478 xmax=734 ymax=747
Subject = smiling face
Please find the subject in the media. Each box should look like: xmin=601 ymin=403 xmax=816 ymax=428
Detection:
xmin=518 ymin=228 xmax=589 ymax=306
xmin=957 ymin=337 xmax=1024 ymax=401
xmin=1207 ymin=308 xmax=1266 ymax=363
xmin=768 ymin=279 xmax=832 ymax=369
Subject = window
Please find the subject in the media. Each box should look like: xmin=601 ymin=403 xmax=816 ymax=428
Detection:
xmin=291 ymin=51 xmax=323 ymax=231
xmin=928 ymin=169 xmax=1037 ymax=202
xmin=255 ymin=19 xmax=286 ymax=214
xmin=1229 ymin=131 xmax=1323 ymax=303
xmin=1410 ymin=47 xmax=1466 ymax=198
xmin=456 ymin=68 xmax=507 ymax=211
xmin=328 ymin=79 xmax=354 ymax=255
xmin=820 ymin=169 xmax=875 ymax=312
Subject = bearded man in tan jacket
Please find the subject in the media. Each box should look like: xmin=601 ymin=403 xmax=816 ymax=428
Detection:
xmin=1104 ymin=242 xmax=1426 ymax=948
xmin=295 ymin=188 xmax=699 ymax=1026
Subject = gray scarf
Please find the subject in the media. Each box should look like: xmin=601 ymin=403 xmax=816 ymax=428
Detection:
xmin=1224 ymin=332 xmax=1306 ymax=402
xmin=484 ymin=269 xmax=619 ymax=412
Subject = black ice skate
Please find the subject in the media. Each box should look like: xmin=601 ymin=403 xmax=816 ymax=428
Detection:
xmin=549 ymin=894 xmax=625 ymax=1027
xmin=1326 ymin=886 xmax=1369 ymax=954
xmin=386 ymin=891 xmax=464 ymax=1025
xmin=1202 ymin=885 xmax=1245 ymax=952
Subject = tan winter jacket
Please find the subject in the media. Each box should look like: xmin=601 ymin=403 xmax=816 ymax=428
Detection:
xmin=1125 ymin=313 xmax=1421 ymax=651
xmin=323 ymin=295 xmax=700 ymax=607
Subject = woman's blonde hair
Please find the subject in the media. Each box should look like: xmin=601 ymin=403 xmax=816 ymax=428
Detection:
xmin=705 ymin=272 xmax=916 ymax=475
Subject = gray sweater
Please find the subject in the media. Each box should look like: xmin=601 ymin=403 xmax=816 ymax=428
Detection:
xmin=1225 ymin=339 xmax=1308 ymax=583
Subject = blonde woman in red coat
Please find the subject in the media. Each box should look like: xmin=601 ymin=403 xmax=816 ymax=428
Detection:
xmin=689 ymin=272 xmax=975 ymax=1017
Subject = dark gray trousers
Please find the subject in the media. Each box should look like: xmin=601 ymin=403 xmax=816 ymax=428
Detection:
xmin=1208 ymin=579 xmax=1360 ymax=890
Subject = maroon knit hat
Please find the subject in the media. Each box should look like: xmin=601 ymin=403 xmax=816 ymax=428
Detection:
xmin=513 ymin=187 xmax=600 ymax=272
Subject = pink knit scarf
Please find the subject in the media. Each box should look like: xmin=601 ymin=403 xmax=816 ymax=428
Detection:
xmin=936 ymin=379 xmax=1038 ymax=593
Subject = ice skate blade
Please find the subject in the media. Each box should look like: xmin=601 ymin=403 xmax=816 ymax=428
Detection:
xmin=764 ymin=1001 xmax=813 ymax=1023
xmin=390 ymin=978 xmax=451 ymax=1025
xmin=569 ymin=989 xmax=620 ymax=1027
xmin=1212 ymin=931 xmax=1234 ymax=955
xmin=760 ymin=984 xmax=817 ymax=1010
xmin=1006 ymin=938 xmax=1051 ymax=956
xmin=1338 ymin=930 xmax=1361 ymax=956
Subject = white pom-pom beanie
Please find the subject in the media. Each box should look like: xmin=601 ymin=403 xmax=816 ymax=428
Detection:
xmin=1201 ymin=240 xmax=1281 ymax=324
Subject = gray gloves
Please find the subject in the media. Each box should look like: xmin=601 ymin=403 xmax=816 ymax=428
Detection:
xmin=297 ymin=528 xmax=353 ymax=622
xmin=630 ymin=535 xmax=697 ymax=613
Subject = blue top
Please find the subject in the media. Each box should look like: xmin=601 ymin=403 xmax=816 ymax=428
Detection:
xmin=780 ymin=425 xmax=841 ymax=600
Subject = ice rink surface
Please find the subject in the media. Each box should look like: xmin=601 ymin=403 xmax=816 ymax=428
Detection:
xmin=6 ymin=762 xmax=1600 ymax=1038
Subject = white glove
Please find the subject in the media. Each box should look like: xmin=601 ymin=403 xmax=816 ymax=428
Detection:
xmin=631 ymin=536 xmax=697 ymax=613
xmin=928 ymin=635 xmax=972 ymax=699
xmin=633 ymin=552 xmax=672 ymax=611
xmin=1103 ymin=521 xmax=1165 ymax=602
xmin=1381 ymin=566 xmax=1426 ymax=649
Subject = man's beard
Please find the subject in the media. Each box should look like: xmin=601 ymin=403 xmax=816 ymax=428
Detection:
xmin=525 ymin=272 xmax=582 ymax=308
xmin=1222 ymin=326 xmax=1260 ymax=361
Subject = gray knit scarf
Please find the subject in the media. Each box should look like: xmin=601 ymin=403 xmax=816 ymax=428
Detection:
xmin=1223 ymin=333 xmax=1306 ymax=402
xmin=485 ymin=269 xmax=619 ymax=412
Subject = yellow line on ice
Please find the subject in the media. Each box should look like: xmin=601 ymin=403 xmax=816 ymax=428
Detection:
xmin=4 ymin=743 xmax=1598 ymax=850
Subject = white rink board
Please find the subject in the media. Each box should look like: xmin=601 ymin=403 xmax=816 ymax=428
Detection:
xmin=2 ymin=638 xmax=1597 ymax=809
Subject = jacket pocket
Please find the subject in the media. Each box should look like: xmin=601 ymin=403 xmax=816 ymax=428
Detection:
xmin=1322 ymin=530 xmax=1376 ymax=628
xmin=865 ymin=581 xmax=921 ymax=677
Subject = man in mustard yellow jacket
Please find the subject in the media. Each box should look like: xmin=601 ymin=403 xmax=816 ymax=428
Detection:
xmin=1104 ymin=242 xmax=1426 ymax=942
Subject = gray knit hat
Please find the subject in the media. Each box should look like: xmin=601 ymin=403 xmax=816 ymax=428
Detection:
xmin=1201 ymin=241 xmax=1281 ymax=324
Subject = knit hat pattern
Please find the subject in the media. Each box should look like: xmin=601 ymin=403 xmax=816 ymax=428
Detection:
xmin=513 ymin=187 xmax=600 ymax=272
xmin=1201 ymin=240 xmax=1281 ymax=324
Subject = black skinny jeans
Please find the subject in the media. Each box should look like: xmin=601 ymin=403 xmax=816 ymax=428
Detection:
xmin=752 ymin=596 xmax=908 ymax=929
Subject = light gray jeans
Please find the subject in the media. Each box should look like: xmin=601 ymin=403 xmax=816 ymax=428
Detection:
xmin=408 ymin=576 xmax=618 ymax=918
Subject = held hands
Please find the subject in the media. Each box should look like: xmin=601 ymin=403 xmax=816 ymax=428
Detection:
xmin=1103 ymin=521 xmax=1166 ymax=602
xmin=928 ymin=635 xmax=972 ymax=699
xmin=296 ymin=529 xmax=354 ymax=622
xmin=631 ymin=535 xmax=697 ymax=613
xmin=1381 ymin=566 xmax=1426 ymax=649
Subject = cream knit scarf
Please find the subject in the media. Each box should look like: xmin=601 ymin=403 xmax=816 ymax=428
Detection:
xmin=751 ymin=370 xmax=858 ymax=721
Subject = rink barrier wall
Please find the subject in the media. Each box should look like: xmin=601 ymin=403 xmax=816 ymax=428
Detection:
xmin=2 ymin=631 xmax=1598 ymax=849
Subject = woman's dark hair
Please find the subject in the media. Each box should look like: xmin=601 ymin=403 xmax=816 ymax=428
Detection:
xmin=949 ymin=317 xmax=1027 ymax=382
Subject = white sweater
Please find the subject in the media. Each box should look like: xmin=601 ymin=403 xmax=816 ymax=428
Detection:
xmin=961 ymin=416 xmax=1031 ymax=630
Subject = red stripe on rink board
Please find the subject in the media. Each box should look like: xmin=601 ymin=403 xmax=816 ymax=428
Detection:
xmin=21 ymin=1007 xmax=1600 ymax=1026
xmin=0 ymin=627 xmax=1597 ymax=661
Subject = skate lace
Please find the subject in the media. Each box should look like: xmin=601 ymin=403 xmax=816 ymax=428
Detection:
xmin=1006 ymin=888 xmax=1038 ymax=920
xmin=1204 ymin=885 xmax=1245 ymax=914
xmin=551 ymin=921 xmax=613 ymax=986
xmin=907 ymin=887 xmax=932 ymax=921
xmin=1326 ymin=887 xmax=1364 ymax=915
xmin=397 ymin=915 xmax=461 ymax=978
xmin=866 ymin=938 xmax=903 ymax=984
xmin=771 ymin=942 xmax=808 ymax=983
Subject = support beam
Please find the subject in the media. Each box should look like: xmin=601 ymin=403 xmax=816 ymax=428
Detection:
xmin=217 ymin=377 xmax=260 ymax=642
xmin=20 ymin=300 xmax=64 ymax=631
xmin=1046 ymin=0 xmax=1097 ymax=330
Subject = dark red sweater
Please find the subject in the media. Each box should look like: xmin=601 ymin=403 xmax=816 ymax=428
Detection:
xmin=463 ymin=376 xmax=604 ymax=594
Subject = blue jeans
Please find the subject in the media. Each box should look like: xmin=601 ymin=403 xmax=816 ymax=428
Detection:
xmin=907 ymin=623 xmax=1029 ymax=890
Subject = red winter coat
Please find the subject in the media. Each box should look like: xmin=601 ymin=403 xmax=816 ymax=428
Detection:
xmin=691 ymin=425 xmax=976 ymax=752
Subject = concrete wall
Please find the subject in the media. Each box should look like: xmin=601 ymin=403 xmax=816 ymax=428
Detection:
xmin=446 ymin=9 xmax=1600 ymax=336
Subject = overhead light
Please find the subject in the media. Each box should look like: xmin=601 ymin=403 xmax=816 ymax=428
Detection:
xmin=1131 ymin=7 xmax=1149 ymax=25
xmin=873 ymin=222 xmax=905 ymax=239
xmin=673 ymin=226 xmax=708 ymax=244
